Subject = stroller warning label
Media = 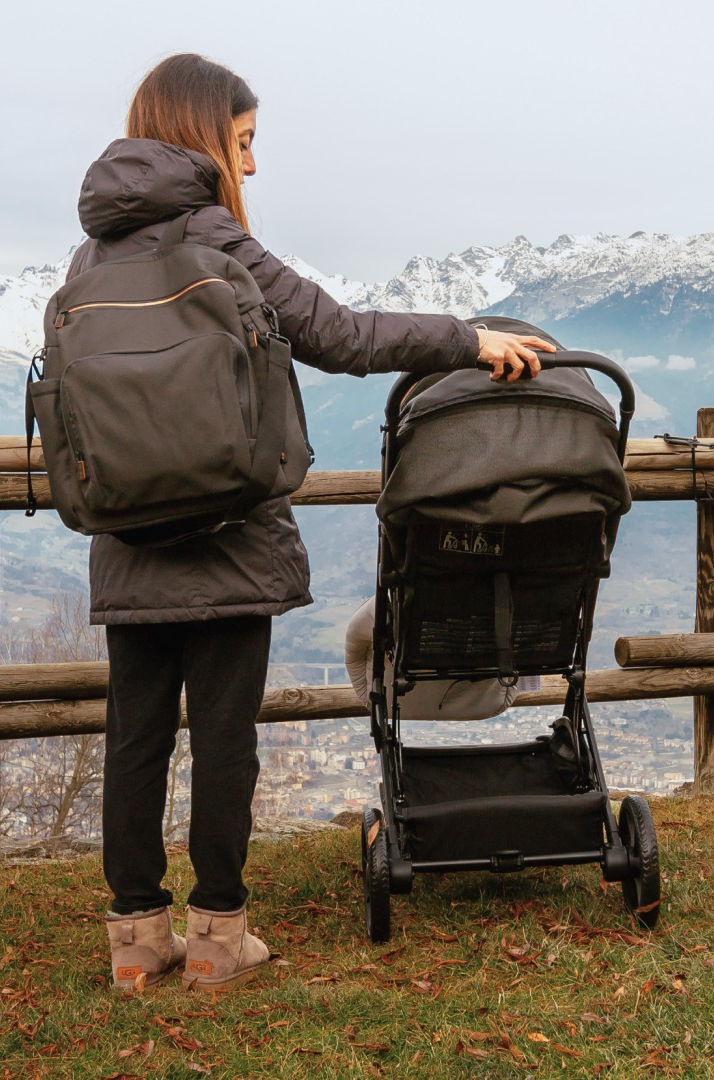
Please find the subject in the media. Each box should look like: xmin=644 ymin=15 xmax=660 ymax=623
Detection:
xmin=439 ymin=524 xmax=505 ymax=556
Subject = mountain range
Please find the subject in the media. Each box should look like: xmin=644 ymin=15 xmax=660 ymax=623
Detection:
xmin=0 ymin=230 xmax=709 ymax=659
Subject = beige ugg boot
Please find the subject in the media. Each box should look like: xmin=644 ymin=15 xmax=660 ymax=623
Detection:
xmin=105 ymin=906 xmax=187 ymax=992
xmin=182 ymin=904 xmax=269 ymax=991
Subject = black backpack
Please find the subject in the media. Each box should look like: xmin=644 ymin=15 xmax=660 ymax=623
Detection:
xmin=26 ymin=210 xmax=313 ymax=546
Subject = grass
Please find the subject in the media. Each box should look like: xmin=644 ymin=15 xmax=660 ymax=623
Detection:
xmin=1 ymin=796 xmax=713 ymax=1078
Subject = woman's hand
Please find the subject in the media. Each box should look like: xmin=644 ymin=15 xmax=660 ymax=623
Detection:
xmin=475 ymin=328 xmax=557 ymax=381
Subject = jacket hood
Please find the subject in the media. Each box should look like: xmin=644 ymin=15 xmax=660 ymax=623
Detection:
xmin=78 ymin=138 xmax=220 ymax=239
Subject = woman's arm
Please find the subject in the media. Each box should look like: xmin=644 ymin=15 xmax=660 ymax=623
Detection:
xmin=207 ymin=208 xmax=552 ymax=379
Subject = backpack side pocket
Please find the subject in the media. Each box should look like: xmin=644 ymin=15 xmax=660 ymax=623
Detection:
xmin=29 ymin=379 xmax=85 ymax=532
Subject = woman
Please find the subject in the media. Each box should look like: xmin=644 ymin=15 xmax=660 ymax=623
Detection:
xmin=67 ymin=52 xmax=555 ymax=993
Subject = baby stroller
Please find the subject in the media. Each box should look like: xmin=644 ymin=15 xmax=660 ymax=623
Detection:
xmin=361 ymin=317 xmax=661 ymax=942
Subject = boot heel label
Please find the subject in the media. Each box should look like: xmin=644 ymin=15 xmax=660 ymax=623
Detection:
xmin=188 ymin=959 xmax=213 ymax=975
xmin=116 ymin=965 xmax=143 ymax=979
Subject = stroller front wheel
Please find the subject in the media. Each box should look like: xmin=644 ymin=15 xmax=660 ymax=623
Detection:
xmin=362 ymin=807 xmax=391 ymax=943
xmin=619 ymin=794 xmax=661 ymax=929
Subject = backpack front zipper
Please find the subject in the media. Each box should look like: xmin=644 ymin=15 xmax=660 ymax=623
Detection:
xmin=53 ymin=278 xmax=233 ymax=328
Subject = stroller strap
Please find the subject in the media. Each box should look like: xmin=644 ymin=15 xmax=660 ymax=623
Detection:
xmin=494 ymin=572 xmax=518 ymax=686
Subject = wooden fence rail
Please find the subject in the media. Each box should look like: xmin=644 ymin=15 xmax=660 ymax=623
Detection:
xmin=3 ymin=437 xmax=714 ymax=508
xmin=5 ymin=435 xmax=714 ymax=474
xmin=615 ymin=633 xmax=714 ymax=669
xmin=2 ymin=665 xmax=714 ymax=740
xmin=7 ymin=470 xmax=714 ymax=507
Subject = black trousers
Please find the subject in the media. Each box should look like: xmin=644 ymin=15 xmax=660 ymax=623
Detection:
xmin=103 ymin=616 xmax=272 ymax=915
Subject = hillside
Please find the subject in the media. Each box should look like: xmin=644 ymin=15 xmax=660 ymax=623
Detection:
xmin=0 ymin=796 xmax=712 ymax=1077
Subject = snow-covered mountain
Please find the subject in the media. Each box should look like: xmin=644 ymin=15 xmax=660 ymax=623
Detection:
xmin=0 ymin=251 xmax=76 ymax=358
xmin=4 ymin=231 xmax=714 ymax=364
xmin=5 ymin=227 xmax=709 ymax=437
xmin=283 ymin=231 xmax=714 ymax=327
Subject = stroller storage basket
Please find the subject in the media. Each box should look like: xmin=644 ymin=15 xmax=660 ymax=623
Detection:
xmin=400 ymin=743 xmax=607 ymax=864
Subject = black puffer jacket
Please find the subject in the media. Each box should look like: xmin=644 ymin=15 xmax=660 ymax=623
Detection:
xmin=68 ymin=138 xmax=482 ymax=624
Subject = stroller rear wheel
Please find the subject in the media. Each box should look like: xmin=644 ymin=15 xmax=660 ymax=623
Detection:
xmin=619 ymin=794 xmax=661 ymax=929
xmin=362 ymin=807 xmax=391 ymax=943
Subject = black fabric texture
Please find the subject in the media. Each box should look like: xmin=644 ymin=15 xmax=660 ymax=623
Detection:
xmin=401 ymin=741 xmax=573 ymax=803
xmin=397 ymin=515 xmax=605 ymax=675
xmin=401 ymin=791 xmax=606 ymax=862
xmin=399 ymin=742 xmax=606 ymax=862
xmin=377 ymin=396 xmax=630 ymax=536
xmin=102 ymin=615 xmax=271 ymax=914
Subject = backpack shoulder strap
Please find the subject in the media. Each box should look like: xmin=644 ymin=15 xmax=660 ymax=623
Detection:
xmin=157 ymin=210 xmax=196 ymax=251
xmin=289 ymin=365 xmax=315 ymax=464
xmin=229 ymin=332 xmax=293 ymax=515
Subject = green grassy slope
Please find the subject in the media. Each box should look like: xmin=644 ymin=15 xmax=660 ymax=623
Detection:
xmin=1 ymin=796 xmax=713 ymax=1078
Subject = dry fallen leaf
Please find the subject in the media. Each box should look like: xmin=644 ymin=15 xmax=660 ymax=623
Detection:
xmin=378 ymin=946 xmax=405 ymax=966
xmin=527 ymin=1032 xmax=550 ymax=1043
xmin=551 ymin=1043 xmax=584 ymax=1058
xmin=367 ymin=821 xmax=380 ymax=848
xmin=117 ymin=1045 xmax=142 ymax=1060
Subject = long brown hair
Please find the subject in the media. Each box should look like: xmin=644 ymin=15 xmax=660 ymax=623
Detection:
xmin=126 ymin=54 xmax=258 ymax=231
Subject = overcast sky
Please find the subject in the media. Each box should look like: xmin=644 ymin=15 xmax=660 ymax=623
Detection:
xmin=2 ymin=0 xmax=713 ymax=280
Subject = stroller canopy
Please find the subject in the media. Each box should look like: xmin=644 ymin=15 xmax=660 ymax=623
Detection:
xmin=376 ymin=319 xmax=631 ymax=543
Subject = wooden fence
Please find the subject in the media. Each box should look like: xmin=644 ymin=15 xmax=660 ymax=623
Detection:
xmin=2 ymin=415 xmax=714 ymax=793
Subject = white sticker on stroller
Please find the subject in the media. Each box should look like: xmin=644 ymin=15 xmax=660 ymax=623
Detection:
xmin=439 ymin=524 xmax=505 ymax=556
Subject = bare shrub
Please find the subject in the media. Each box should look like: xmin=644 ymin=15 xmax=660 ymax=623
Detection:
xmin=1 ymin=593 xmax=105 ymax=838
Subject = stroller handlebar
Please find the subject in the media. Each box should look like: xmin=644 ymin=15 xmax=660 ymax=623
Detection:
xmin=390 ymin=350 xmax=635 ymax=463
xmin=511 ymin=350 xmax=634 ymax=460
xmin=533 ymin=350 xmax=634 ymax=417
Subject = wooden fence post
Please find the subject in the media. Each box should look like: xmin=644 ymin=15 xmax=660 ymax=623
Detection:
xmin=695 ymin=408 xmax=714 ymax=793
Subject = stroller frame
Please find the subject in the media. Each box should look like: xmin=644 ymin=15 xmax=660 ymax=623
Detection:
xmin=362 ymin=351 xmax=662 ymax=941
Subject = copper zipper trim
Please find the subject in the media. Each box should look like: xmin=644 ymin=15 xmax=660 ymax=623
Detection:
xmin=55 ymin=278 xmax=230 ymax=327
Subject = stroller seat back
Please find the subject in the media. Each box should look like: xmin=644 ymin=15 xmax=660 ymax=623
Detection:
xmin=398 ymin=512 xmax=607 ymax=679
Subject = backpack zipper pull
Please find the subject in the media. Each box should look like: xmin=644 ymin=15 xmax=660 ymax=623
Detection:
xmin=54 ymin=311 xmax=67 ymax=329
xmin=245 ymin=322 xmax=260 ymax=349
xmin=76 ymin=453 xmax=87 ymax=481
